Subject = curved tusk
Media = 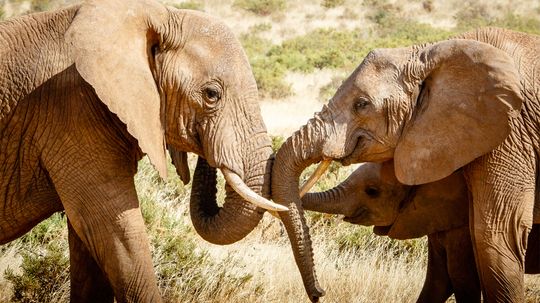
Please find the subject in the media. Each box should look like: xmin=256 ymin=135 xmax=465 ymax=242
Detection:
xmin=221 ymin=168 xmax=289 ymax=212
xmin=299 ymin=160 xmax=332 ymax=197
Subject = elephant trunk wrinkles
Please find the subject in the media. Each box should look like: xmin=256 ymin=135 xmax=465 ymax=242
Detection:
xmin=302 ymin=183 xmax=348 ymax=215
xmin=190 ymin=132 xmax=272 ymax=245
xmin=272 ymin=114 xmax=327 ymax=301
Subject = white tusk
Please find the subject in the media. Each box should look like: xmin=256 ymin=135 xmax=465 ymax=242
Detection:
xmin=221 ymin=168 xmax=289 ymax=212
xmin=299 ymin=160 xmax=332 ymax=197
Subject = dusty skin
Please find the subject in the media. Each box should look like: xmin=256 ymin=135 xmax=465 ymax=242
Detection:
xmin=272 ymin=27 xmax=540 ymax=302
xmin=0 ymin=0 xmax=295 ymax=301
xmin=302 ymin=161 xmax=540 ymax=303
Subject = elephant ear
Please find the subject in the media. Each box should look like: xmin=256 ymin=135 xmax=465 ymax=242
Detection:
xmin=66 ymin=0 xmax=169 ymax=178
xmin=395 ymin=39 xmax=522 ymax=185
xmin=387 ymin=172 xmax=469 ymax=240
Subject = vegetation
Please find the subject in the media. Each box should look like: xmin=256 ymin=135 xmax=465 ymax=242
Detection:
xmin=168 ymin=0 xmax=204 ymax=11
xmin=321 ymin=0 xmax=345 ymax=8
xmin=233 ymin=0 xmax=286 ymax=16
xmin=1 ymin=0 xmax=540 ymax=302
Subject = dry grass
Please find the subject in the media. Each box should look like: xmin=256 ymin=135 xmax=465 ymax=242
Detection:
xmin=1 ymin=157 xmax=538 ymax=302
xmin=0 ymin=0 xmax=539 ymax=302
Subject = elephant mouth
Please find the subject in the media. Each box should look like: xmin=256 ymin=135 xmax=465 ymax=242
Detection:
xmin=373 ymin=225 xmax=392 ymax=236
xmin=343 ymin=207 xmax=369 ymax=224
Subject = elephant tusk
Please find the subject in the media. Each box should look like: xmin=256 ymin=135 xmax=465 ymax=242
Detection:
xmin=299 ymin=159 xmax=332 ymax=197
xmin=221 ymin=168 xmax=289 ymax=212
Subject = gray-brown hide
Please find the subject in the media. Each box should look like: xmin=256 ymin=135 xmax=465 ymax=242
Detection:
xmin=0 ymin=1 xmax=279 ymax=302
xmin=302 ymin=161 xmax=540 ymax=302
xmin=272 ymin=27 xmax=539 ymax=301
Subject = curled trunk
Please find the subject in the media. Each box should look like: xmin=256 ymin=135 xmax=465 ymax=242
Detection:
xmin=189 ymin=133 xmax=273 ymax=245
xmin=272 ymin=114 xmax=328 ymax=302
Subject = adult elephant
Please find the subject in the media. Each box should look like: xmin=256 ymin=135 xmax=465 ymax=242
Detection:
xmin=302 ymin=161 xmax=540 ymax=303
xmin=272 ymin=27 xmax=539 ymax=302
xmin=0 ymin=0 xmax=286 ymax=302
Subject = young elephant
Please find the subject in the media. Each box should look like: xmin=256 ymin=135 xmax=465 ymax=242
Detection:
xmin=302 ymin=162 xmax=540 ymax=303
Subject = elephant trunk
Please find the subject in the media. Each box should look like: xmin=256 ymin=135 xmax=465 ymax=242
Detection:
xmin=302 ymin=183 xmax=348 ymax=215
xmin=189 ymin=132 xmax=273 ymax=245
xmin=272 ymin=113 xmax=328 ymax=302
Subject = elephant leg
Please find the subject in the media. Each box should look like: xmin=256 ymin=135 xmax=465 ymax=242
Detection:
xmin=444 ymin=225 xmax=481 ymax=303
xmin=68 ymin=220 xmax=114 ymax=303
xmin=466 ymin=154 xmax=535 ymax=302
xmin=417 ymin=233 xmax=452 ymax=303
xmin=45 ymin=155 xmax=161 ymax=303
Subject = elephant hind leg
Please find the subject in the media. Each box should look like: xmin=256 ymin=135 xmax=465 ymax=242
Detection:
xmin=68 ymin=220 xmax=114 ymax=303
xmin=417 ymin=233 xmax=453 ymax=303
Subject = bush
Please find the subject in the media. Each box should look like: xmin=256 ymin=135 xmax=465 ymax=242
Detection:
xmin=4 ymin=231 xmax=69 ymax=302
xmin=321 ymin=0 xmax=345 ymax=8
xmin=319 ymin=75 xmax=346 ymax=102
xmin=233 ymin=0 xmax=286 ymax=16
xmin=170 ymin=1 xmax=204 ymax=11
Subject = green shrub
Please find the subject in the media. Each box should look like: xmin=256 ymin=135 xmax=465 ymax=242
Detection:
xmin=319 ymin=75 xmax=346 ymax=102
xmin=170 ymin=1 xmax=204 ymax=11
xmin=321 ymin=0 xmax=345 ymax=8
xmin=240 ymin=33 xmax=292 ymax=98
xmin=233 ymin=0 xmax=286 ymax=16
xmin=271 ymin=135 xmax=285 ymax=152
xmin=5 ymin=241 xmax=69 ymax=303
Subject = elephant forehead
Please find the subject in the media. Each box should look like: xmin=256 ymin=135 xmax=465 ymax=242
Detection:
xmin=352 ymin=62 xmax=400 ymax=103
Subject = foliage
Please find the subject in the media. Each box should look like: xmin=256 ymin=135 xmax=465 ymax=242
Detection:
xmin=29 ymin=0 xmax=52 ymax=12
xmin=319 ymin=75 xmax=345 ymax=102
xmin=233 ymin=0 xmax=286 ymax=16
xmin=169 ymin=1 xmax=204 ymax=11
xmin=4 ymin=215 xmax=69 ymax=303
xmin=271 ymin=135 xmax=285 ymax=152
xmin=321 ymin=0 xmax=345 ymax=8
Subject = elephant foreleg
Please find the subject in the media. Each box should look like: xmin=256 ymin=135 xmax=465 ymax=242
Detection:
xmin=68 ymin=220 xmax=114 ymax=303
xmin=466 ymin=151 xmax=536 ymax=303
xmin=44 ymin=153 xmax=161 ymax=303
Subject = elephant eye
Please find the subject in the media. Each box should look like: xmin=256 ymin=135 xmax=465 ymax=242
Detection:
xmin=354 ymin=98 xmax=370 ymax=112
xmin=204 ymin=87 xmax=221 ymax=103
xmin=365 ymin=186 xmax=380 ymax=198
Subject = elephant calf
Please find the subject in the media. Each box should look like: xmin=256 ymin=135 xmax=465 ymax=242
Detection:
xmin=302 ymin=162 xmax=540 ymax=303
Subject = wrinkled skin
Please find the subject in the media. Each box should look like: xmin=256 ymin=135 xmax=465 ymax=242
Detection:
xmin=272 ymin=27 xmax=539 ymax=301
xmin=0 ymin=1 xmax=278 ymax=302
xmin=302 ymin=161 xmax=540 ymax=302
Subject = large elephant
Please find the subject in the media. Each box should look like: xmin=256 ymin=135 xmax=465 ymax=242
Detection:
xmin=272 ymin=27 xmax=539 ymax=301
xmin=302 ymin=161 xmax=540 ymax=302
xmin=0 ymin=0 xmax=287 ymax=302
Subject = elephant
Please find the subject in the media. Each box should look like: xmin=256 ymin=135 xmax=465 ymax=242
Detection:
xmin=0 ymin=0 xmax=288 ymax=302
xmin=301 ymin=161 xmax=540 ymax=303
xmin=272 ymin=27 xmax=539 ymax=301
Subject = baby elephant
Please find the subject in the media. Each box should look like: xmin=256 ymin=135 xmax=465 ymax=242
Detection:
xmin=302 ymin=162 xmax=539 ymax=303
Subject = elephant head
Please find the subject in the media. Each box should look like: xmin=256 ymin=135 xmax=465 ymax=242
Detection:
xmin=302 ymin=161 xmax=470 ymax=240
xmin=66 ymin=0 xmax=286 ymax=245
xmin=272 ymin=38 xmax=522 ymax=299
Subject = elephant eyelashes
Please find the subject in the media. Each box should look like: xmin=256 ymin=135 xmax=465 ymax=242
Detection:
xmin=204 ymin=87 xmax=221 ymax=102
xmin=353 ymin=98 xmax=370 ymax=112
xmin=202 ymin=85 xmax=223 ymax=113
xmin=365 ymin=186 xmax=380 ymax=198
